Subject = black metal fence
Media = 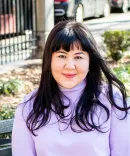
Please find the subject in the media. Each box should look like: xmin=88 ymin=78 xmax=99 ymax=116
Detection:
xmin=0 ymin=0 xmax=37 ymax=65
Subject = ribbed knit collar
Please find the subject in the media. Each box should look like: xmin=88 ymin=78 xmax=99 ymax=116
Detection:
xmin=58 ymin=80 xmax=86 ymax=103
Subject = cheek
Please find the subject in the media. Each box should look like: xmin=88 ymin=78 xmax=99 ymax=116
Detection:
xmin=51 ymin=58 xmax=64 ymax=75
xmin=77 ymin=60 xmax=89 ymax=74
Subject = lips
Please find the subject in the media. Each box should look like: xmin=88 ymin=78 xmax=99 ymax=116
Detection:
xmin=63 ymin=74 xmax=76 ymax=78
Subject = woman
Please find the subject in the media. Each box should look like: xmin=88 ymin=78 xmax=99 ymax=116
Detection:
xmin=12 ymin=20 xmax=130 ymax=156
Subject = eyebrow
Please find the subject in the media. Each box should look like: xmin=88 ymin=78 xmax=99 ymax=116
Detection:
xmin=56 ymin=51 xmax=67 ymax=54
xmin=56 ymin=50 xmax=85 ymax=55
xmin=74 ymin=52 xmax=85 ymax=55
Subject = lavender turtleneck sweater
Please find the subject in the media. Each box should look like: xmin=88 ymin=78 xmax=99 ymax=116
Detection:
xmin=12 ymin=81 xmax=130 ymax=156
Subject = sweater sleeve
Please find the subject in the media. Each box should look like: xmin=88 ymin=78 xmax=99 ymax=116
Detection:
xmin=109 ymin=91 xmax=130 ymax=156
xmin=12 ymin=96 xmax=36 ymax=156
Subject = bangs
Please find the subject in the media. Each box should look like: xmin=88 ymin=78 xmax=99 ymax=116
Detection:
xmin=52 ymin=28 xmax=82 ymax=52
xmin=50 ymin=21 xmax=96 ymax=54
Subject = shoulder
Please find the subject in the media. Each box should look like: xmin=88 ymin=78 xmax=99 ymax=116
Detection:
xmin=98 ymin=82 xmax=124 ymax=108
xmin=99 ymin=82 xmax=129 ymax=117
xmin=23 ymin=88 xmax=38 ymax=104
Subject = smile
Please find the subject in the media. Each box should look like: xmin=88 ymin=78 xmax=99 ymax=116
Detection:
xmin=62 ymin=74 xmax=76 ymax=78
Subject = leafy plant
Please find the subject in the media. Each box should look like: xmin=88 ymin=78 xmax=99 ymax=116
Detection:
xmin=112 ymin=64 xmax=130 ymax=97
xmin=102 ymin=30 xmax=130 ymax=61
xmin=0 ymin=79 xmax=24 ymax=95
xmin=0 ymin=104 xmax=15 ymax=120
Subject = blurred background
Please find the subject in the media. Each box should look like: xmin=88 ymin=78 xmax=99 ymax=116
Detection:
xmin=0 ymin=0 xmax=130 ymax=147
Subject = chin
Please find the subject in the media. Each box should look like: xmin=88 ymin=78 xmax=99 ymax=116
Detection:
xmin=63 ymin=86 xmax=75 ymax=89
xmin=61 ymin=83 xmax=78 ymax=89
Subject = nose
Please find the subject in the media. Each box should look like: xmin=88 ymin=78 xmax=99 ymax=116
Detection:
xmin=64 ymin=59 xmax=75 ymax=70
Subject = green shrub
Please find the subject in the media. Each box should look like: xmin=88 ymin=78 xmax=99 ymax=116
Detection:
xmin=113 ymin=64 xmax=130 ymax=96
xmin=0 ymin=104 xmax=15 ymax=120
xmin=102 ymin=30 xmax=130 ymax=61
xmin=0 ymin=79 xmax=24 ymax=95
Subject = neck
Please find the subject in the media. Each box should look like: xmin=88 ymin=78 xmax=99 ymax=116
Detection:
xmin=58 ymin=80 xmax=86 ymax=103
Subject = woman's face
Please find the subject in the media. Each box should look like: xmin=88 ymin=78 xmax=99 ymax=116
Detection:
xmin=51 ymin=44 xmax=89 ymax=89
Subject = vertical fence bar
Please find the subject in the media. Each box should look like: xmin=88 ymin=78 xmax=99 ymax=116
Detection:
xmin=24 ymin=0 xmax=27 ymax=52
xmin=12 ymin=0 xmax=17 ymax=62
xmin=11 ymin=0 xmax=17 ymax=62
xmin=26 ymin=0 xmax=29 ymax=58
xmin=27 ymin=0 xmax=31 ymax=58
xmin=0 ymin=0 xmax=3 ymax=64
xmin=18 ymin=0 xmax=22 ymax=60
xmin=35 ymin=0 xmax=37 ymax=46
xmin=10 ymin=0 xmax=15 ymax=62
xmin=20 ymin=0 xmax=24 ymax=60
xmin=15 ymin=0 xmax=20 ymax=61
xmin=32 ymin=0 xmax=37 ymax=57
xmin=0 ymin=1 xmax=2 ymax=64
xmin=2 ymin=0 xmax=7 ymax=64
xmin=6 ymin=0 xmax=9 ymax=63
xmin=7 ymin=0 xmax=11 ymax=63
xmin=32 ymin=0 xmax=37 ymax=49
xmin=27 ymin=0 xmax=30 ymax=58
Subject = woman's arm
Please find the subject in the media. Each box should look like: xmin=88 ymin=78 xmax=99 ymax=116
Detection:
xmin=12 ymin=97 xmax=36 ymax=156
xmin=109 ymin=92 xmax=130 ymax=156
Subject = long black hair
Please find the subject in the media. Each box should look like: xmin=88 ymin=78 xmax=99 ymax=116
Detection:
xmin=25 ymin=20 xmax=129 ymax=135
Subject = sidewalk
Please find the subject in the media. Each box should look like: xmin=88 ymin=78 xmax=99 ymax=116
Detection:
xmin=0 ymin=59 xmax=42 ymax=74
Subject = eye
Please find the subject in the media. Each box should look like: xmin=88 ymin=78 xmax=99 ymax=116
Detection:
xmin=58 ymin=55 xmax=66 ymax=58
xmin=75 ymin=56 xmax=83 ymax=59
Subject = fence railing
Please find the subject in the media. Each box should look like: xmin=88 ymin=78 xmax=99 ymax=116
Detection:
xmin=0 ymin=0 xmax=37 ymax=65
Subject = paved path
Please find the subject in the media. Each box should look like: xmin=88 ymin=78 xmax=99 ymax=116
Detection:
xmin=0 ymin=59 xmax=42 ymax=74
